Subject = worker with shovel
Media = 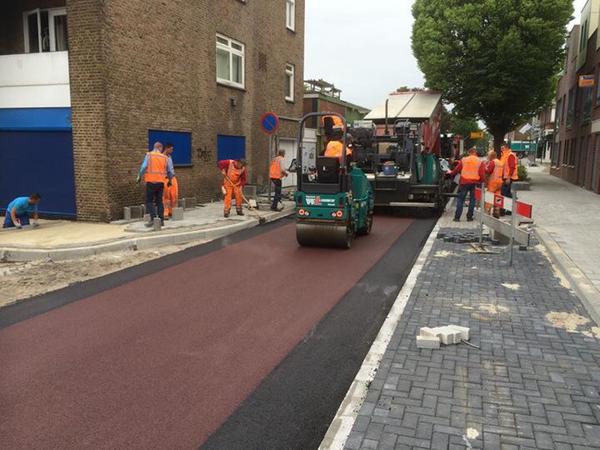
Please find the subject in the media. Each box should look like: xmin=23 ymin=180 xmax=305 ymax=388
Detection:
xmin=3 ymin=193 xmax=41 ymax=228
xmin=218 ymin=159 xmax=247 ymax=218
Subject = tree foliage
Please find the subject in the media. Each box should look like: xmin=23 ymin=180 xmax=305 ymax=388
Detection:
xmin=412 ymin=0 xmax=572 ymax=146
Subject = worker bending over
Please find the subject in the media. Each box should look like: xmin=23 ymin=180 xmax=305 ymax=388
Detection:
xmin=137 ymin=142 xmax=174 ymax=227
xmin=500 ymin=144 xmax=518 ymax=208
xmin=3 ymin=193 xmax=42 ymax=229
xmin=484 ymin=150 xmax=503 ymax=217
xmin=446 ymin=147 xmax=485 ymax=222
xmin=162 ymin=143 xmax=179 ymax=219
xmin=269 ymin=149 xmax=288 ymax=211
xmin=218 ymin=159 xmax=247 ymax=217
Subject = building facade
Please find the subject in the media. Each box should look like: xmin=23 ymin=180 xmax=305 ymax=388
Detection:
xmin=553 ymin=0 xmax=600 ymax=193
xmin=0 ymin=0 xmax=305 ymax=221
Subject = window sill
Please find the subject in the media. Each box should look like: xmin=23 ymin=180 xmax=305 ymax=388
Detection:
xmin=217 ymin=80 xmax=246 ymax=92
xmin=285 ymin=98 xmax=295 ymax=104
xmin=174 ymin=164 xmax=193 ymax=168
xmin=286 ymin=26 xmax=296 ymax=33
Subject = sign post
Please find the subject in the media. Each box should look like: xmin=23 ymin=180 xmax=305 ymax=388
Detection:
xmin=260 ymin=112 xmax=280 ymax=204
xmin=479 ymin=183 xmax=485 ymax=245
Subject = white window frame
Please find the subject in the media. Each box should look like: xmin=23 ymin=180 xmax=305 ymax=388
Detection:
xmin=216 ymin=33 xmax=245 ymax=89
xmin=23 ymin=7 xmax=67 ymax=53
xmin=285 ymin=63 xmax=295 ymax=102
xmin=286 ymin=0 xmax=296 ymax=31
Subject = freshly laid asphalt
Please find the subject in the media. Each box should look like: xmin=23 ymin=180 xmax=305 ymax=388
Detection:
xmin=0 ymin=215 xmax=435 ymax=450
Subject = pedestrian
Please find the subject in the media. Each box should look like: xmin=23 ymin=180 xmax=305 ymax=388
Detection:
xmin=446 ymin=147 xmax=485 ymax=222
xmin=137 ymin=142 xmax=174 ymax=227
xmin=484 ymin=150 xmax=503 ymax=217
xmin=218 ymin=158 xmax=247 ymax=217
xmin=269 ymin=149 xmax=288 ymax=211
xmin=162 ymin=143 xmax=179 ymax=219
xmin=3 ymin=193 xmax=41 ymax=228
xmin=500 ymin=143 xmax=518 ymax=207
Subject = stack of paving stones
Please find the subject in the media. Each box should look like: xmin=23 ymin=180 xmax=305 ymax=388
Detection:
xmin=344 ymin=227 xmax=600 ymax=450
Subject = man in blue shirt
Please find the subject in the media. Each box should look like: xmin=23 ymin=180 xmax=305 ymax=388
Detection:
xmin=3 ymin=194 xmax=41 ymax=228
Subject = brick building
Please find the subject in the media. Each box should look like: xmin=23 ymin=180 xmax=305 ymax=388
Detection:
xmin=0 ymin=0 xmax=305 ymax=221
xmin=553 ymin=0 xmax=600 ymax=194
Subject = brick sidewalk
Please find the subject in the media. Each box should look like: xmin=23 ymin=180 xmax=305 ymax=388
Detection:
xmin=344 ymin=228 xmax=600 ymax=450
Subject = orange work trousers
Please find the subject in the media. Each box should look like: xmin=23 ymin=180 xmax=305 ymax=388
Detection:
xmin=485 ymin=180 xmax=502 ymax=215
xmin=163 ymin=177 xmax=179 ymax=217
xmin=224 ymin=180 xmax=243 ymax=212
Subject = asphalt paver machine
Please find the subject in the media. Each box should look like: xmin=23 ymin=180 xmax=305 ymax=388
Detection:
xmin=294 ymin=112 xmax=374 ymax=249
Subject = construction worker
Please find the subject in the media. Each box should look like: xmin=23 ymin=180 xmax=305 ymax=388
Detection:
xmin=162 ymin=143 xmax=179 ymax=219
xmin=269 ymin=149 xmax=288 ymax=211
xmin=324 ymin=131 xmax=352 ymax=162
xmin=218 ymin=159 xmax=247 ymax=217
xmin=446 ymin=147 xmax=485 ymax=222
xmin=500 ymin=143 xmax=519 ymax=203
xmin=3 ymin=193 xmax=41 ymax=228
xmin=137 ymin=142 xmax=174 ymax=227
xmin=484 ymin=150 xmax=503 ymax=217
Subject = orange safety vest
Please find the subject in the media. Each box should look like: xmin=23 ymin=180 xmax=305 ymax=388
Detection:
xmin=227 ymin=160 xmax=244 ymax=184
xmin=324 ymin=141 xmax=352 ymax=160
xmin=501 ymin=150 xmax=519 ymax=181
xmin=269 ymin=156 xmax=284 ymax=179
xmin=488 ymin=159 xmax=504 ymax=185
xmin=144 ymin=151 xmax=168 ymax=183
xmin=461 ymin=155 xmax=481 ymax=182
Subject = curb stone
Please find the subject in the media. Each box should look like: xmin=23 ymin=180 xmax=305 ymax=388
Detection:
xmin=0 ymin=211 xmax=293 ymax=262
xmin=318 ymin=220 xmax=441 ymax=450
xmin=534 ymin=226 xmax=600 ymax=327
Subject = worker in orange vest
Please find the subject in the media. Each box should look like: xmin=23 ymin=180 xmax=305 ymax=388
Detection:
xmin=218 ymin=159 xmax=247 ymax=217
xmin=484 ymin=150 xmax=504 ymax=217
xmin=500 ymin=144 xmax=519 ymax=206
xmin=269 ymin=149 xmax=288 ymax=211
xmin=137 ymin=142 xmax=174 ymax=227
xmin=162 ymin=143 xmax=179 ymax=219
xmin=324 ymin=132 xmax=353 ymax=162
xmin=446 ymin=147 xmax=485 ymax=222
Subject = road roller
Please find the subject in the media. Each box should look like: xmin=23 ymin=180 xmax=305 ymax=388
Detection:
xmin=294 ymin=112 xmax=374 ymax=249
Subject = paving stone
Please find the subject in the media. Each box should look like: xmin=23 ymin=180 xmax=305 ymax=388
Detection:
xmin=342 ymin=226 xmax=600 ymax=450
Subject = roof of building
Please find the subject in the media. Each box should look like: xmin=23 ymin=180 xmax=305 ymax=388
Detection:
xmin=365 ymin=91 xmax=442 ymax=121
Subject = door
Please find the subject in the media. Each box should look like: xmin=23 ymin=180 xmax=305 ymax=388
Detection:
xmin=0 ymin=131 xmax=77 ymax=217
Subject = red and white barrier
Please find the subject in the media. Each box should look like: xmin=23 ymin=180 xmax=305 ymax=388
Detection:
xmin=475 ymin=188 xmax=533 ymax=218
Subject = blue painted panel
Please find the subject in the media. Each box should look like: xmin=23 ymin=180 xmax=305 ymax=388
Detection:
xmin=217 ymin=135 xmax=246 ymax=161
xmin=0 ymin=108 xmax=72 ymax=131
xmin=148 ymin=129 xmax=192 ymax=166
xmin=0 ymin=131 xmax=77 ymax=217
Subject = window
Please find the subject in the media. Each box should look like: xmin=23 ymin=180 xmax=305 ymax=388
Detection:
xmin=286 ymin=0 xmax=296 ymax=31
xmin=23 ymin=8 xmax=68 ymax=53
xmin=555 ymin=98 xmax=562 ymax=129
xmin=148 ymin=130 xmax=192 ymax=166
xmin=567 ymin=88 xmax=575 ymax=128
xmin=551 ymin=141 xmax=560 ymax=166
xmin=580 ymin=20 xmax=589 ymax=52
xmin=583 ymin=86 xmax=593 ymax=124
xmin=216 ymin=34 xmax=245 ymax=89
xmin=285 ymin=64 xmax=295 ymax=102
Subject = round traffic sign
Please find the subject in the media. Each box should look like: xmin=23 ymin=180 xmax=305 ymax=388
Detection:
xmin=260 ymin=112 xmax=280 ymax=135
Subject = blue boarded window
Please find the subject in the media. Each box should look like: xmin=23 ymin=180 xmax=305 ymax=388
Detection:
xmin=217 ymin=135 xmax=246 ymax=161
xmin=148 ymin=130 xmax=192 ymax=166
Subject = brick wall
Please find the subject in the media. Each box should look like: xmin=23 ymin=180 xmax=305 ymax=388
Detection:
xmin=0 ymin=1 xmax=66 ymax=55
xmin=68 ymin=0 xmax=304 ymax=220
xmin=67 ymin=0 xmax=112 ymax=221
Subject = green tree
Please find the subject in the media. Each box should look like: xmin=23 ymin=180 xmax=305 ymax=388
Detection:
xmin=441 ymin=107 xmax=481 ymax=149
xmin=412 ymin=0 xmax=572 ymax=149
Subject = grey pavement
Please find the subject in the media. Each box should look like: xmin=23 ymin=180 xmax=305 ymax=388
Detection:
xmin=344 ymin=227 xmax=600 ymax=450
xmin=519 ymin=167 xmax=600 ymax=291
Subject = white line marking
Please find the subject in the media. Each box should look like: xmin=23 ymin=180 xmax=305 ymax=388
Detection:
xmin=318 ymin=221 xmax=441 ymax=450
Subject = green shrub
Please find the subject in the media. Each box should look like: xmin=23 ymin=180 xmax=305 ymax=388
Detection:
xmin=517 ymin=164 xmax=530 ymax=182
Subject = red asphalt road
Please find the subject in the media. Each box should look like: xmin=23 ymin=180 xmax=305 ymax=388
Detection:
xmin=1 ymin=217 xmax=412 ymax=449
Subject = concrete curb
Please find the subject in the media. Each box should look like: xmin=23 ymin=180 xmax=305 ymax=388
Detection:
xmin=535 ymin=227 xmax=600 ymax=327
xmin=0 ymin=211 xmax=293 ymax=262
xmin=318 ymin=220 xmax=441 ymax=450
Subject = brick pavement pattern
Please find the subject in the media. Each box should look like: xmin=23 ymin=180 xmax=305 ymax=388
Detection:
xmin=344 ymin=228 xmax=600 ymax=450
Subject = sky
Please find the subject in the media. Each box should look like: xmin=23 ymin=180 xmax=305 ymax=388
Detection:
xmin=304 ymin=0 xmax=586 ymax=110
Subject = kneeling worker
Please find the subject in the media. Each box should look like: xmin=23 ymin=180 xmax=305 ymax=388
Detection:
xmin=485 ymin=150 xmax=503 ymax=217
xmin=3 ymin=193 xmax=41 ymax=228
xmin=218 ymin=159 xmax=247 ymax=217
xmin=162 ymin=143 xmax=179 ymax=219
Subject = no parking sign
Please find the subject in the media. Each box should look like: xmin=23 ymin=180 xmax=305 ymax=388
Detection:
xmin=260 ymin=112 xmax=280 ymax=135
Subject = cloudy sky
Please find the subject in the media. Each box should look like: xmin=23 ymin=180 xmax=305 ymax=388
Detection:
xmin=304 ymin=0 xmax=585 ymax=110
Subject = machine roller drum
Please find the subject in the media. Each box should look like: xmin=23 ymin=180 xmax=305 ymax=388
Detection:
xmin=296 ymin=223 xmax=353 ymax=249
